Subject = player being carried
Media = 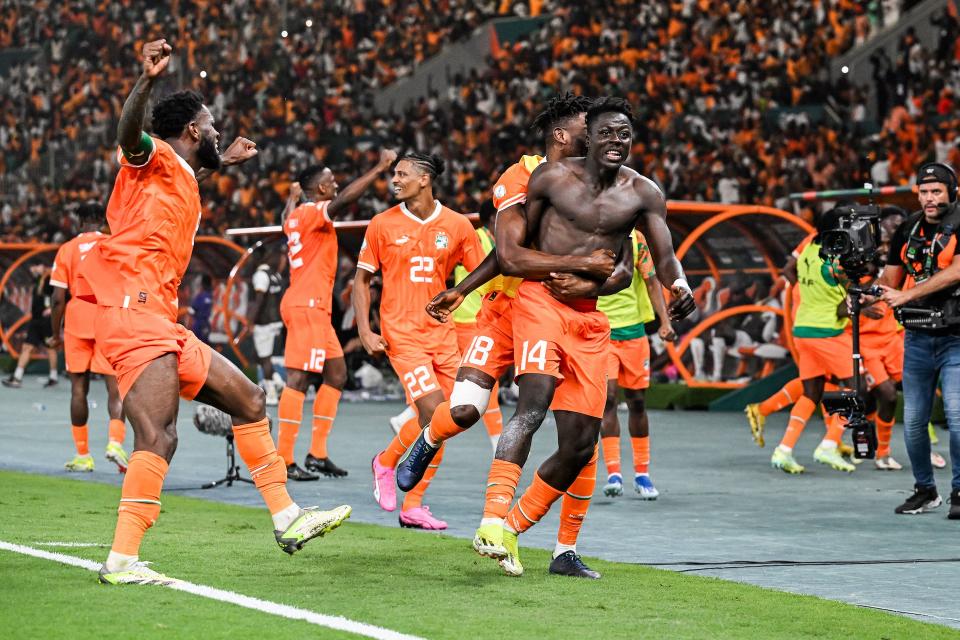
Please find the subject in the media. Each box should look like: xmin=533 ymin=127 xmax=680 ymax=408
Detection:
xmin=353 ymin=152 xmax=484 ymax=530
xmin=272 ymin=149 xmax=397 ymax=481
xmin=77 ymin=39 xmax=350 ymax=586
xmin=49 ymin=201 xmax=128 ymax=474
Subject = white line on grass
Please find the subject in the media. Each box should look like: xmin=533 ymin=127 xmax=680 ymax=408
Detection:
xmin=34 ymin=542 xmax=108 ymax=548
xmin=0 ymin=541 xmax=425 ymax=640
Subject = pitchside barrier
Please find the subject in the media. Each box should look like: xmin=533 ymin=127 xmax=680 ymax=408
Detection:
xmin=0 ymin=203 xmax=813 ymax=393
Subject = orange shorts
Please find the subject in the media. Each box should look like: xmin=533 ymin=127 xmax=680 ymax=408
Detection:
xmin=861 ymin=331 xmax=904 ymax=387
xmin=389 ymin=341 xmax=460 ymax=405
xmin=793 ymin=333 xmax=853 ymax=381
xmin=512 ymin=281 xmax=609 ymax=419
xmin=455 ymin=293 xmax=515 ymax=381
xmin=280 ymin=305 xmax=344 ymax=374
xmin=606 ymin=336 xmax=651 ymax=390
xmin=64 ymin=332 xmax=114 ymax=375
xmin=94 ymin=307 xmax=212 ymax=400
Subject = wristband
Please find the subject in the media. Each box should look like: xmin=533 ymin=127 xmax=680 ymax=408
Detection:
xmin=672 ymin=278 xmax=691 ymax=293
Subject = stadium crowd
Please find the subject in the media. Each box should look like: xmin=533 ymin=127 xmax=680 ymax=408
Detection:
xmin=1 ymin=0 xmax=956 ymax=244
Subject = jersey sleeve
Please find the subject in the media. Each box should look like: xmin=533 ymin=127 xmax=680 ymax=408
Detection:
xmin=251 ymin=269 xmax=270 ymax=293
xmin=491 ymin=165 xmax=528 ymax=212
xmin=49 ymin=244 xmax=71 ymax=290
xmin=356 ymin=218 xmax=381 ymax=273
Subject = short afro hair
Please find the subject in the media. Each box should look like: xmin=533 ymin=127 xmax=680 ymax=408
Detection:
xmin=401 ymin=152 xmax=445 ymax=179
xmin=296 ymin=165 xmax=328 ymax=190
xmin=585 ymin=96 xmax=634 ymax=130
xmin=151 ymin=90 xmax=205 ymax=140
xmin=531 ymin=92 xmax=593 ymax=138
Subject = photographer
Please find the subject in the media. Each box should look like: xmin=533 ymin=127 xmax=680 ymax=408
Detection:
xmin=879 ymin=163 xmax=960 ymax=517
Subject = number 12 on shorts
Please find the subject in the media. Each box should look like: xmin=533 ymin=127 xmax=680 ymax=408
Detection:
xmin=520 ymin=340 xmax=547 ymax=371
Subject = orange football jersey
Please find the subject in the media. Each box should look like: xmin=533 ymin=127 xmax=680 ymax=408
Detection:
xmin=50 ymin=231 xmax=105 ymax=339
xmin=76 ymin=139 xmax=202 ymax=322
xmin=357 ymin=201 xmax=482 ymax=350
xmin=282 ymin=200 xmax=337 ymax=310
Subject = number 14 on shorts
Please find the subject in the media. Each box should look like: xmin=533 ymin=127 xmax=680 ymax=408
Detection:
xmin=520 ymin=340 xmax=547 ymax=371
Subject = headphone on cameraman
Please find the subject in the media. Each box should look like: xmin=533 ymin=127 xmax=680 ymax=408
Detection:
xmin=917 ymin=162 xmax=958 ymax=203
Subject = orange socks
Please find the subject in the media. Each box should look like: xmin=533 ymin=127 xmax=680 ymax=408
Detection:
xmin=111 ymin=450 xmax=167 ymax=556
xmin=108 ymin=419 xmax=125 ymax=444
xmin=72 ymin=425 xmax=89 ymax=456
xmin=780 ymin=396 xmax=816 ymax=450
xmin=632 ymin=436 xmax=650 ymax=474
xmin=482 ymin=459 xmax=522 ymax=520
xmin=309 ymin=384 xmax=341 ymax=459
xmin=876 ymin=416 xmax=894 ymax=457
xmin=426 ymin=401 xmax=467 ymax=444
xmin=379 ymin=415 xmax=421 ymax=469
xmin=276 ymin=387 xmax=304 ymax=465
xmin=234 ymin=418 xmax=294 ymax=515
xmin=601 ymin=436 xmax=620 ymax=476
xmin=823 ymin=413 xmax=846 ymax=446
xmin=402 ymin=444 xmax=444 ymax=511
xmin=557 ymin=448 xmax=597 ymax=545
xmin=759 ymin=378 xmax=803 ymax=417
xmin=505 ymin=471 xmax=563 ymax=535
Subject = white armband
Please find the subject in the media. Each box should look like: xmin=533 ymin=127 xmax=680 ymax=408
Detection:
xmin=672 ymin=278 xmax=691 ymax=293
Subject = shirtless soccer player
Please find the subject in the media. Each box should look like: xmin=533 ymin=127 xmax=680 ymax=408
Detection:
xmin=478 ymin=97 xmax=695 ymax=577
xmin=49 ymin=201 xmax=128 ymax=474
xmin=353 ymin=153 xmax=483 ymax=530
xmin=275 ymin=148 xmax=397 ymax=481
xmin=78 ymin=40 xmax=350 ymax=585
xmin=401 ymin=94 xmax=630 ymax=577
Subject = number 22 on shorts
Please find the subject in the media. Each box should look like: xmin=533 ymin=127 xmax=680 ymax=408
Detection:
xmin=520 ymin=340 xmax=547 ymax=371
xmin=404 ymin=365 xmax=437 ymax=399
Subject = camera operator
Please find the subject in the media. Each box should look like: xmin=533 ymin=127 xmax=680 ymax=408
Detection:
xmin=879 ymin=163 xmax=960 ymax=517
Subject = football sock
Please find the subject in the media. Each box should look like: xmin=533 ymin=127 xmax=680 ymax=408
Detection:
xmin=233 ymin=418 xmax=294 ymax=516
xmin=631 ymin=436 xmax=650 ymax=475
xmin=110 ymin=450 xmax=167 ymax=557
xmin=876 ymin=416 xmax=895 ymax=458
xmin=601 ymin=436 xmax=621 ymax=476
xmin=780 ymin=396 xmax=816 ymax=450
xmin=759 ymin=378 xmax=803 ymax=416
xmin=72 ymin=424 xmax=89 ymax=456
xmin=426 ymin=401 xmax=467 ymax=444
xmin=379 ymin=415 xmax=421 ymax=468
xmin=108 ymin=419 xmax=125 ymax=444
xmin=482 ymin=459 xmax=522 ymax=520
xmin=402 ymin=443 xmax=444 ymax=511
xmin=557 ymin=447 xmax=597 ymax=546
xmin=276 ymin=387 xmax=304 ymax=465
xmin=505 ymin=471 xmax=564 ymax=535
xmin=822 ymin=413 xmax=846 ymax=447
xmin=308 ymin=384 xmax=341 ymax=458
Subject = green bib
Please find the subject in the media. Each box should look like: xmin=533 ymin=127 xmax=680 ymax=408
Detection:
xmin=792 ymin=241 xmax=849 ymax=338
xmin=453 ymin=227 xmax=495 ymax=323
xmin=598 ymin=231 xmax=655 ymax=339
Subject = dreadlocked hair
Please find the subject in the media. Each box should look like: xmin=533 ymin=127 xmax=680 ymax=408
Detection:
xmin=151 ymin=90 xmax=205 ymax=140
xmin=585 ymin=96 xmax=634 ymax=130
xmin=402 ymin=152 xmax=445 ymax=179
xmin=531 ymin=92 xmax=594 ymax=138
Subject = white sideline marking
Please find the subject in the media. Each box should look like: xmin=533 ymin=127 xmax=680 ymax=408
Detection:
xmin=34 ymin=542 xmax=108 ymax=548
xmin=0 ymin=541 xmax=425 ymax=640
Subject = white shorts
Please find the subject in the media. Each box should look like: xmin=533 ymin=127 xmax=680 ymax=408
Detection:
xmin=253 ymin=322 xmax=283 ymax=359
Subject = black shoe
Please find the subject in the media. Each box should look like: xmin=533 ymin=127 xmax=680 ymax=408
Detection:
xmin=548 ymin=551 xmax=601 ymax=579
xmin=2 ymin=377 xmax=21 ymax=388
xmin=949 ymin=489 xmax=960 ymax=520
xmin=304 ymin=454 xmax=348 ymax=478
xmin=895 ymin=484 xmax=942 ymax=514
xmin=396 ymin=430 xmax=439 ymax=492
xmin=286 ymin=463 xmax=319 ymax=481
xmin=43 ymin=378 xmax=58 ymax=388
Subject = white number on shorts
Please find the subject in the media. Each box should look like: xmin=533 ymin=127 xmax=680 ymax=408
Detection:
xmin=520 ymin=340 xmax=547 ymax=371
xmin=308 ymin=348 xmax=326 ymax=371
xmin=409 ymin=256 xmax=435 ymax=283
xmin=465 ymin=335 xmax=494 ymax=367
xmin=288 ymin=231 xmax=304 ymax=269
xmin=403 ymin=365 xmax=437 ymax=399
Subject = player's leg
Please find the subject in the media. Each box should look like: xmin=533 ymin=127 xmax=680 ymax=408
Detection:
xmin=45 ymin=342 xmax=59 ymax=387
xmin=275 ymin=306 xmax=318 ymax=480
xmin=811 ymin=335 xmax=856 ymax=472
xmin=305 ymin=318 xmax=348 ymax=476
xmin=770 ymin=375 xmax=821 ymax=473
xmin=625 ymin=387 xmax=658 ymax=498
xmin=103 ymin=374 xmax=129 ymax=472
xmin=745 ymin=378 xmax=804 ymax=447
xmin=600 ymin=377 xmax=623 ymax=497
xmin=194 ymin=349 xmax=350 ymax=551
xmin=65 ymin=371 xmax=94 ymax=471
xmin=3 ymin=343 xmax=33 ymax=387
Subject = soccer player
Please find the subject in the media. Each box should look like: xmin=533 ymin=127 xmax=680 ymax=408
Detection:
xmin=404 ymin=94 xmax=622 ymax=576
xmin=275 ymin=149 xmax=397 ymax=481
xmin=599 ymin=230 xmax=676 ymax=500
xmin=48 ymin=201 xmax=128 ymax=473
xmin=241 ymin=250 xmax=286 ymax=406
xmin=353 ymin=152 xmax=483 ymax=529
xmin=77 ymin=39 xmax=350 ymax=585
xmin=3 ymin=263 xmax=58 ymax=388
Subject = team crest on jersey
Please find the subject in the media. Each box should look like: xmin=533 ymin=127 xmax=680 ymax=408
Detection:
xmin=78 ymin=241 xmax=98 ymax=253
xmin=289 ymin=219 xmax=298 ymax=228
xmin=395 ymin=234 xmax=410 ymax=245
xmin=494 ymin=185 xmax=506 ymax=199
xmin=435 ymin=232 xmax=449 ymax=249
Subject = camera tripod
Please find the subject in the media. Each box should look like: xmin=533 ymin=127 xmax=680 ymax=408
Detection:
xmin=822 ymin=283 xmax=879 ymax=459
xmin=201 ymin=433 xmax=255 ymax=490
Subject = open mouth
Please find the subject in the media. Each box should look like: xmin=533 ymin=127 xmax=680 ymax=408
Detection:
xmin=604 ymin=149 xmax=624 ymax=161
xmin=393 ymin=186 xmax=403 ymax=195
